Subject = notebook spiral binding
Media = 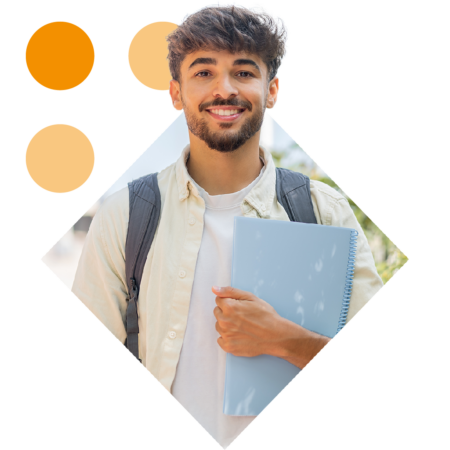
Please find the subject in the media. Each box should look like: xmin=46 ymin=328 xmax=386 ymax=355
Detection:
xmin=337 ymin=230 xmax=358 ymax=333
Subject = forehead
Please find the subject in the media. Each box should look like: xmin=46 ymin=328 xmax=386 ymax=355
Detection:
xmin=181 ymin=49 xmax=267 ymax=74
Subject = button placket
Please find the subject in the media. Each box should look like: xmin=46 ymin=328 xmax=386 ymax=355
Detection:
xmin=163 ymin=197 xmax=204 ymax=385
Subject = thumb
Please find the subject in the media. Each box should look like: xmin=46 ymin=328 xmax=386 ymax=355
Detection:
xmin=212 ymin=285 xmax=254 ymax=301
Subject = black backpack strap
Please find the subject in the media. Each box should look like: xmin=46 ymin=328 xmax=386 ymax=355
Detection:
xmin=275 ymin=167 xmax=317 ymax=224
xmin=124 ymin=172 xmax=161 ymax=361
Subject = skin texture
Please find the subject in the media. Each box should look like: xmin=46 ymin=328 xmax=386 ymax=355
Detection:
xmin=169 ymin=49 xmax=330 ymax=369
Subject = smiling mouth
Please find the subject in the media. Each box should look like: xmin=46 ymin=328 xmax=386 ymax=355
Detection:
xmin=205 ymin=107 xmax=246 ymax=121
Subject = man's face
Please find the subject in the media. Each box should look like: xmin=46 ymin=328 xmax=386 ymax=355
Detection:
xmin=170 ymin=50 xmax=278 ymax=153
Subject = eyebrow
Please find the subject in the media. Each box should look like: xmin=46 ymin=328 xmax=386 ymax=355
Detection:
xmin=188 ymin=57 xmax=261 ymax=74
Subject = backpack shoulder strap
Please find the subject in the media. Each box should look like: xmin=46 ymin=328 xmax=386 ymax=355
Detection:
xmin=124 ymin=172 xmax=161 ymax=361
xmin=275 ymin=167 xmax=317 ymax=224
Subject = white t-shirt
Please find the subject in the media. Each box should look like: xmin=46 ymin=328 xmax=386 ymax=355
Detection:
xmin=171 ymin=164 xmax=265 ymax=448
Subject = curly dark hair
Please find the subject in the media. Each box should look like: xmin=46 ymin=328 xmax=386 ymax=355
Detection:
xmin=166 ymin=5 xmax=286 ymax=83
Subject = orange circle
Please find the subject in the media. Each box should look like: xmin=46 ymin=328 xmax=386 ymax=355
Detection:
xmin=26 ymin=125 xmax=94 ymax=193
xmin=26 ymin=22 xmax=94 ymax=90
xmin=129 ymin=22 xmax=178 ymax=90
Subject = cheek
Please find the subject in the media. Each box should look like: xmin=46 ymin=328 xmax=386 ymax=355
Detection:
xmin=245 ymin=86 xmax=266 ymax=109
xmin=183 ymin=81 xmax=211 ymax=105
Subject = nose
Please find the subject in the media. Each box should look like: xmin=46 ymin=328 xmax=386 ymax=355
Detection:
xmin=212 ymin=73 xmax=239 ymax=100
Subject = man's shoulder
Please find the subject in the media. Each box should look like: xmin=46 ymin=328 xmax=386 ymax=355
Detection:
xmin=100 ymin=186 xmax=129 ymax=219
xmin=276 ymin=169 xmax=345 ymax=203
xmin=98 ymin=160 xmax=177 ymax=223
xmin=309 ymin=179 xmax=347 ymax=203
xmin=93 ymin=187 xmax=130 ymax=242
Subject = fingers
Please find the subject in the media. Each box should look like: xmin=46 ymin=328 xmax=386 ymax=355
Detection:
xmin=215 ymin=295 xmax=233 ymax=310
xmin=212 ymin=285 xmax=245 ymax=299
xmin=213 ymin=306 xmax=224 ymax=321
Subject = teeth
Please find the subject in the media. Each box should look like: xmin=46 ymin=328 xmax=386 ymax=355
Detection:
xmin=211 ymin=109 xmax=240 ymax=116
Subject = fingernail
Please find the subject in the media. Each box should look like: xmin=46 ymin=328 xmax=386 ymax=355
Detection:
xmin=213 ymin=286 xmax=221 ymax=292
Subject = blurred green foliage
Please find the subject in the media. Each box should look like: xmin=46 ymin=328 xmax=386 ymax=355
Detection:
xmin=271 ymin=146 xmax=408 ymax=284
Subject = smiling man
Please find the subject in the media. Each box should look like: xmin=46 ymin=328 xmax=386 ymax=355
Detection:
xmin=73 ymin=6 xmax=383 ymax=448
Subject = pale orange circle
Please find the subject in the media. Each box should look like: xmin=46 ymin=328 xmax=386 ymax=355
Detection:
xmin=26 ymin=22 xmax=94 ymax=90
xmin=26 ymin=125 xmax=94 ymax=193
xmin=129 ymin=22 xmax=178 ymax=90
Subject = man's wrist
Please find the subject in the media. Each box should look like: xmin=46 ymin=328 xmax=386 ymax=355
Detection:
xmin=268 ymin=317 xmax=330 ymax=369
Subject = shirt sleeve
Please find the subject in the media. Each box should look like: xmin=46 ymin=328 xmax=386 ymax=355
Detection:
xmin=310 ymin=181 xmax=383 ymax=323
xmin=71 ymin=187 xmax=130 ymax=343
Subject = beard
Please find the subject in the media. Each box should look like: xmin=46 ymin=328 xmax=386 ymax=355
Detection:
xmin=182 ymin=96 xmax=266 ymax=153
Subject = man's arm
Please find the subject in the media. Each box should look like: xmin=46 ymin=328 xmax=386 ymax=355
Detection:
xmin=72 ymin=188 xmax=130 ymax=343
xmin=212 ymin=286 xmax=329 ymax=370
xmin=272 ymin=319 xmax=331 ymax=369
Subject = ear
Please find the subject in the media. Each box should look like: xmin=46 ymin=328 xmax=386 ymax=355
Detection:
xmin=169 ymin=79 xmax=183 ymax=111
xmin=266 ymin=77 xmax=279 ymax=109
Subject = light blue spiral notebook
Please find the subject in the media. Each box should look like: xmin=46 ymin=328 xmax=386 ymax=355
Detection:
xmin=223 ymin=216 xmax=358 ymax=416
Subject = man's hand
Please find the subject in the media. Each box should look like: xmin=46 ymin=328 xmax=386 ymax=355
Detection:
xmin=212 ymin=286 xmax=331 ymax=369
xmin=212 ymin=285 xmax=283 ymax=358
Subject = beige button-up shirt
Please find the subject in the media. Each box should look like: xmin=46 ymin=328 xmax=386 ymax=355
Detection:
xmin=72 ymin=146 xmax=383 ymax=391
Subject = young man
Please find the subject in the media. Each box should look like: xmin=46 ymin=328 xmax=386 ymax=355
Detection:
xmin=73 ymin=6 xmax=383 ymax=447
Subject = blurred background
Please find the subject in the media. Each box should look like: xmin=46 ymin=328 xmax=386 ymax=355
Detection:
xmin=42 ymin=113 xmax=407 ymax=288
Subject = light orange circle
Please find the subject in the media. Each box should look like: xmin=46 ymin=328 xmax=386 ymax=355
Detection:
xmin=26 ymin=125 xmax=94 ymax=193
xmin=26 ymin=22 xmax=94 ymax=90
xmin=129 ymin=22 xmax=178 ymax=90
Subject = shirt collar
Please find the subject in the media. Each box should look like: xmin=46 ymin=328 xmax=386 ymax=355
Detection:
xmin=175 ymin=144 xmax=276 ymax=218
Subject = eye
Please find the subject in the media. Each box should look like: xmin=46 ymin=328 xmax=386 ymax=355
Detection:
xmin=195 ymin=71 xmax=211 ymax=77
xmin=236 ymin=71 xmax=254 ymax=78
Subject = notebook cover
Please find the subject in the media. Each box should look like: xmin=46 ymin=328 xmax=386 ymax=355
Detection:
xmin=223 ymin=217 xmax=357 ymax=416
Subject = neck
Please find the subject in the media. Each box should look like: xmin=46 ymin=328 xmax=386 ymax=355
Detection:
xmin=186 ymin=131 xmax=264 ymax=195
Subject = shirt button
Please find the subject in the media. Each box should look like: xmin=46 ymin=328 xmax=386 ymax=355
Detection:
xmin=188 ymin=216 xmax=196 ymax=225
xmin=179 ymin=270 xmax=186 ymax=278
xmin=168 ymin=331 xmax=176 ymax=339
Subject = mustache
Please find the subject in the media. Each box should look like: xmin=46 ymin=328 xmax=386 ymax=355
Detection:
xmin=199 ymin=98 xmax=253 ymax=112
